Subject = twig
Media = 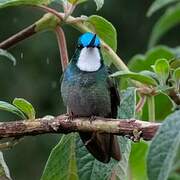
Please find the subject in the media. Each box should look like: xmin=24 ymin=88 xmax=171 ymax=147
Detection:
xmin=0 ymin=24 xmax=36 ymax=49
xmin=0 ymin=4 xmax=65 ymax=50
xmin=55 ymin=27 xmax=69 ymax=70
xmin=35 ymin=5 xmax=64 ymax=20
xmin=136 ymin=95 xmax=146 ymax=112
xmin=0 ymin=12 xmax=60 ymax=50
xmin=0 ymin=114 xmax=160 ymax=141
xmin=64 ymin=4 xmax=76 ymax=21
xmin=147 ymin=96 xmax=155 ymax=122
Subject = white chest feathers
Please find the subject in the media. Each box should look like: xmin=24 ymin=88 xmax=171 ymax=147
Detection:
xmin=76 ymin=47 xmax=101 ymax=72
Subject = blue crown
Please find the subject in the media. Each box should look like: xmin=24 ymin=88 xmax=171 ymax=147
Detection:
xmin=78 ymin=32 xmax=100 ymax=47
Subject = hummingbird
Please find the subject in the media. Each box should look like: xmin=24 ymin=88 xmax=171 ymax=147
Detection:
xmin=61 ymin=32 xmax=121 ymax=163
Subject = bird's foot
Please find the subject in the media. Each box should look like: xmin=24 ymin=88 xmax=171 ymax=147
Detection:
xmin=89 ymin=115 xmax=96 ymax=123
xmin=66 ymin=112 xmax=78 ymax=121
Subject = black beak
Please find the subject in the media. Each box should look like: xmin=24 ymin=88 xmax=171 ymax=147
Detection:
xmin=87 ymin=34 xmax=96 ymax=47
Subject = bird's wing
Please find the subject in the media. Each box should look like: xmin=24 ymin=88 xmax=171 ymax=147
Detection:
xmin=79 ymin=68 xmax=121 ymax=163
xmin=107 ymin=69 xmax=120 ymax=118
xmin=106 ymin=69 xmax=121 ymax=161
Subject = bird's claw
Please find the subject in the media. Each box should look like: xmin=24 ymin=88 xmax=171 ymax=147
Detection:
xmin=66 ymin=112 xmax=78 ymax=121
xmin=89 ymin=115 xmax=96 ymax=123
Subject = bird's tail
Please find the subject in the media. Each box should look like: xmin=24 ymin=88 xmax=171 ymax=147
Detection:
xmin=79 ymin=132 xmax=121 ymax=163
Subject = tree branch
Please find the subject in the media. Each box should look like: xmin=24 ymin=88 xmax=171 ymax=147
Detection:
xmin=0 ymin=114 xmax=160 ymax=141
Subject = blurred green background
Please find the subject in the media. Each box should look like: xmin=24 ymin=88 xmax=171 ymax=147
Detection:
xmin=0 ymin=0 xmax=180 ymax=179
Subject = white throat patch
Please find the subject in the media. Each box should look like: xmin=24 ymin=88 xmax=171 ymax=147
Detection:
xmin=76 ymin=47 xmax=101 ymax=72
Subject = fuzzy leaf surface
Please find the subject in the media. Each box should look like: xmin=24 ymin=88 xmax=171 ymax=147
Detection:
xmin=147 ymin=110 xmax=180 ymax=180
xmin=41 ymin=134 xmax=79 ymax=180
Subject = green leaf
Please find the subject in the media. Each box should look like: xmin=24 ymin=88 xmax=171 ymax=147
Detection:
xmin=76 ymin=137 xmax=119 ymax=180
xmin=173 ymin=67 xmax=180 ymax=81
xmin=94 ymin=0 xmax=104 ymax=10
xmin=142 ymin=92 xmax=174 ymax=121
xmin=147 ymin=110 xmax=180 ymax=180
xmin=76 ymin=136 xmax=131 ymax=180
xmin=153 ymin=58 xmax=170 ymax=86
xmin=0 ymin=152 xmax=11 ymax=180
xmin=0 ymin=0 xmax=53 ymax=8
xmin=172 ymin=67 xmax=180 ymax=92
xmin=148 ymin=4 xmax=180 ymax=48
xmin=12 ymin=98 xmax=35 ymax=119
xmin=118 ymin=87 xmax=136 ymax=119
xmin=113 ymin=138 xmax=131 ymax=180
xmin=67 ymin=0 xmax=87 ymax=5
xmin=126 ymin=47 xmax=176 ymax=120
xmin=140 ymin=70 xmax=159 ymax=81
xmin=147 ymin=0 xmax=179 ymax=17
xmin=110 ymin=71 xmax=158 ymax=86
xmin=0 ymin=101 xmax=26 ymax=119
xmin=129 ymin=46 xmax=174 ymax=72
xmin=0 ymin=49 xmax=16 ymax=66
xmin=160 ymin=92 xmax=177 ymax=110
xmin=76 ymin=87 xmax=136 ymax=180
xmin=67 ymin=0 xmax=104 ymax=10
xmin=41 ymin=134 xmax=79 ymax=180
xmin=170 ymin=57 xmax=180 ymax=69
xmin=168 ymin=149 xmax=180 ymax=180
xmin=86 ymin=15 xmax=117 ymax=65
xmin=87 ymin=15 xmax=117 ymax=51
xmin=129 ymin=141 xmax=149 ymax=180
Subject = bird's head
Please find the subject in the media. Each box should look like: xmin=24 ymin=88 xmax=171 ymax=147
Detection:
xmin=78 ymin=32 xmax=100 ymax=48
xmin=74 ymin=32 xmax=102 ymax=72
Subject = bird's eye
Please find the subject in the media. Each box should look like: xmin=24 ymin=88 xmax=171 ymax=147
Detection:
xmin=77 ymin=44 xmax=83 ymax=49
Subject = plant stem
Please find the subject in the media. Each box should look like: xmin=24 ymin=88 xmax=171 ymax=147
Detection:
xmin=136 ymin=95 xmax=146 ymax=112
xmin=0 ymin=24 xmax=36 ymax=49
xmin=147 ymin=96 xmax=155 ymax=122
xmin=55 ymin=27 xmax=69 ymax=71
xmin=0 ymin=13 xmax=60 ymax=49
xmin=35 ymin=5 xmax=64 ymax=20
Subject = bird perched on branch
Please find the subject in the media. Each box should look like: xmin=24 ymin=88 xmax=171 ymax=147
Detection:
xmin=61 ymin=32 xmax=121 ymax=163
